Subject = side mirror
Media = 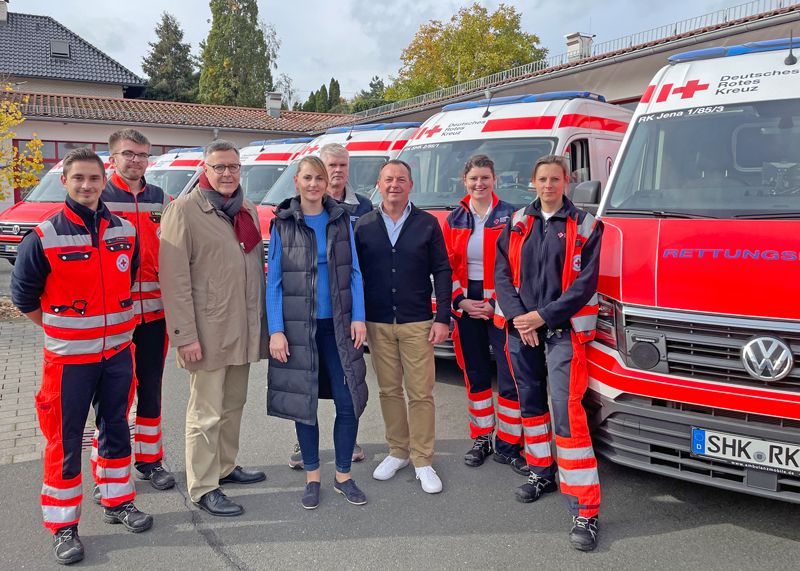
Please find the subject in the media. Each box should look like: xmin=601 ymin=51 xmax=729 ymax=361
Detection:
xmin=571 ymin=180 xmax=601 ymax=204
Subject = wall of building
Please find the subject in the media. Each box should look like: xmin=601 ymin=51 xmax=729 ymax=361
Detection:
xmin=8 ymin=77 xmax=124 ymax=98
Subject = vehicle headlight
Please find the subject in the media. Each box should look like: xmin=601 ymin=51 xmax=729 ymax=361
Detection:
xmin=596 ymin=294 xmax=622 ymax=350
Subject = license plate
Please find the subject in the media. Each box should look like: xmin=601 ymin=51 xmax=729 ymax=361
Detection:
xmin=691 ymin=427 xmax=800 ymax=476
xmin=3 ymin=244 xmax=18 ymax=253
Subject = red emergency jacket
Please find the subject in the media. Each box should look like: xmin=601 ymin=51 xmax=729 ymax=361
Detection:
xmin=37 ymin=204 xmax=138 ymax=364
xmin=494 ymin=201 xmax=600 ymax=343
xmin=103 ymin=173 xmax=167 ymax=322
xmin=443 ymin=193 xmax=515 ymax=317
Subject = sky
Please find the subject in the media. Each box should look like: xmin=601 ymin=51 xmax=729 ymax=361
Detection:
xmin=14 ymin=0 xmax=747 ymax=104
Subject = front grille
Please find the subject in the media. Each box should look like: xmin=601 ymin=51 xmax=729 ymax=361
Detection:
xmin=625 ymin=311 xmax=800 ymax=391
xmin=591 ymin=393 xmax=800 ymax=503
xmin=0 ymin=222 xmax=36 ymax=236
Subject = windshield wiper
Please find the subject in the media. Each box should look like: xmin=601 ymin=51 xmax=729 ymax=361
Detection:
xmin=604 ymin=208 xmax=717 ymax=219
xmin=733 ymin=211 xmax=800 ymax=219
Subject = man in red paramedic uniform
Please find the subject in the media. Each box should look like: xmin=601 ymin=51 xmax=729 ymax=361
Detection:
xmin=11 ymin=148 xmax=153 ymax=566
xmin=91 ymin=129 xmax=175 ymax=497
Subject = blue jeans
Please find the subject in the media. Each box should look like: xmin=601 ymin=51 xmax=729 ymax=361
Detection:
xmin=295 ymin=319 xmax=358 ymax=473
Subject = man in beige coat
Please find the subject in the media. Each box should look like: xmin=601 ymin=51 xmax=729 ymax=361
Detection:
xmin=159 ymin=140 xmax=268 ymax=517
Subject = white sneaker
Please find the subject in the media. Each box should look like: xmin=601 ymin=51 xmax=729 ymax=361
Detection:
xmin=372 ymin=455 xmax=410 ymax=480
xmin=415 ymin=466 xmax=443 ymax=494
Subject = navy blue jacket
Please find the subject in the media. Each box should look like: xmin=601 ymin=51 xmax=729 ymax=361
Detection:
xmin=12 ymin=197 xmax=140 ymax=313
xmin=339 ymin=192 xmax=373 ymax=226
xmin=354 ymin=204 xmax=451 ymax=325
xmin=494 ymin=196 xmax=602 ymax=330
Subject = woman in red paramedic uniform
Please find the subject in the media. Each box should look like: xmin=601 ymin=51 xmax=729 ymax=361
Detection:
xmin=494 ymin=155 xmax=604 ymax=551
xmin=443 ymin=155 xmax=522 ymax=469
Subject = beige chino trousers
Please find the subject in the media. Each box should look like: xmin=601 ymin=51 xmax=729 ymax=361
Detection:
xmin=185 ymin=364 xmax=250 ymax=502
xmin=366 ymin=320 xmax=436 ymax=467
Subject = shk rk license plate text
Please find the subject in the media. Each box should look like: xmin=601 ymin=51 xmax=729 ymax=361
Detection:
xmin=691 ymin=427 xmax=800 ymax=476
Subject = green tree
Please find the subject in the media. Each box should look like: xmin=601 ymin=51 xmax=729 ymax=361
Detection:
xmin=386 ymin=3 xmax=546 ymax=100
xmin=316 ymin=84 xmax=329 ymax=112
xmin=199 ymin=0 xmax=273 ymax=107
xmin=351 ymin=75 xmax=389 ymax=112
xmin=327 ymin=78 xmax=341 ymax=109
xmin=142 ymin=12 xmax=198 ymax=102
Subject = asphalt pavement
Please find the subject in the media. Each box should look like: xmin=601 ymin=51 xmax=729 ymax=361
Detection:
xmin=0 ymin=349 xmax=798 ymax=570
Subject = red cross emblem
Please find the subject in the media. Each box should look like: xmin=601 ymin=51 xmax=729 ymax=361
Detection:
xmin=672 ymin=80 xmax=709 ymax=99
xmin=641 ymin=79 xmax=710 ymax=104
xmin=424 ymin=124 xmax=443 ymax=138
xmin=301 ymin=145 xmax=319 ymax=156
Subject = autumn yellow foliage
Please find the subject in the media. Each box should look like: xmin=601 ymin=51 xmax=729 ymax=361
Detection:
xmin=1 ymin=83 xmax=44 ymax=201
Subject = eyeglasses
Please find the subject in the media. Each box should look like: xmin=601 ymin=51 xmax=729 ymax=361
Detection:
xmin=115 ymin=150 xmax=151 ymax=162
xmin=206 ymin=163 xmax=241 ymax=174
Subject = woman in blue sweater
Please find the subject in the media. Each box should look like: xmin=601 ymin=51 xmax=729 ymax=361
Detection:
xmin=266 ymin=156 xmax=369 ymax=510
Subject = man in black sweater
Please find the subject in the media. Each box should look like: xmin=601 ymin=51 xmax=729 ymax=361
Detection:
xmin=354 ymin=160 xmax=451 ymax=494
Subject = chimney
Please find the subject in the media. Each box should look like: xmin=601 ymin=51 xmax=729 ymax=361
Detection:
xmin=266 ymin=91 xmax=282 ymax=118
xmin=565 ymin=32 xmax=594 ymax=62
xmin=1 ymin=1 xmax=9 ymax=26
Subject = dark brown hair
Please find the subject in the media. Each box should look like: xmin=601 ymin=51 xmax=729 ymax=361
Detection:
xmin=62 ymin=148 xmax=105 ymax=176
xmin=378 ymin=159 xmax=413 ymax=182
xmin=108 ymin=128 xmax=150 ymax=152
xmin=463 ymin=154 xmax=495 ymax=178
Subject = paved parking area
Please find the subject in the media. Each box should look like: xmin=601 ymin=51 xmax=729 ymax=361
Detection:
xmin=0 ymin=318 xmax=44 ymax=464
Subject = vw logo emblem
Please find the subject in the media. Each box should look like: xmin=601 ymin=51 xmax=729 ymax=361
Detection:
xmin=741 ymin=336 xmax=794 ymax=382
xmin=11 ymin=224 xmax=20 ymax=235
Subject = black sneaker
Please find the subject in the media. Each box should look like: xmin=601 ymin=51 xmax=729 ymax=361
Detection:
xmin=492 ymin=451 xmax=519 ymax=465
xmin=569 ymin=516 xmax=599 ymax=551
xmin=333 ymin=478 xmax=367 ymax=505
xmin=302 ymin=482 xmax=321 ymax=510
xmin=510 ymin=456 xmax=531 ymax=476
xmin=103 ymin=502 xmax=154 ymax=533
xmin=515 ymin=472 xmax=558 ymax=503
xmin=137 ymin=463 xmax=176 ymax=490
xmin=92 ymin=484 xmax=101 ymax=505
xmin=288 ymin=442 xmax=304 ymax=470
xmin=53 ymin=525 xmax=84 ymax=565
xmin=464 ymin=434 xmax=494 ymax=467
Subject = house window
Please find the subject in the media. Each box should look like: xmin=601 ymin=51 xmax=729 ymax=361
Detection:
xmin=50 ymin=40 xmax=71 ymax=59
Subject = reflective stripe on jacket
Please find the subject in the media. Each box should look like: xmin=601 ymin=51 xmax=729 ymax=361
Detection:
xmin=493 ymin=197 xmax=602 ymax=343
xmin=443 ymin=193 xmax=515 ymax=317
xmin=37 ymin=204 xmax=138 ymax=363
xmin=103 ymin=173 xmax=166 ymax=323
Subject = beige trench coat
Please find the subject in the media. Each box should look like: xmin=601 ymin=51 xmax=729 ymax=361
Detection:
xmin=159 ymin=187 xmax=268 ymax=372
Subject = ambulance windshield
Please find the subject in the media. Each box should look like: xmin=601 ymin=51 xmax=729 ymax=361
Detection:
xmin=241 ymin=164 xmax=287 ymax=204
xmin=606 ymin=99 xmax=800 ymax=218
xmin=395 ymin=138 xmax=554 ymax=208
xmin=262 ymin=156 xmax=388 ymax=205
xmin=146 ymin=168 xmax=197 ymax=199
xmin=25 ymin=171 xmax=66 ymax=202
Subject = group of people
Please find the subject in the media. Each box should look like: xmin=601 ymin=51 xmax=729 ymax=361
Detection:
xmin=11 ymin=128 xmax=604 ymax=566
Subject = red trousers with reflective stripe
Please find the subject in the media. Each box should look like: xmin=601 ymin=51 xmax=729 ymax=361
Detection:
xmin=505 ymin=328 xmax=600 ymax=517
xmin=36 ymin=346 xmax=136 ymax=532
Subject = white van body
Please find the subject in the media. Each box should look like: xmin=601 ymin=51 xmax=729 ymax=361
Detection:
xmin=239 ymin=138 xmax=313 ymax=204
xmin=397 ymin=91 xmax=633 ymax=213
xmin=146 ymin=147 xmax=204 ymax=199
xmin=262 ymin=122 xmax=421 ymax=206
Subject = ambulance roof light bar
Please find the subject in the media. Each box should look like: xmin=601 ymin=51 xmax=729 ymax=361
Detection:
xmin=324 ymin=121 xmax=422 ymax=134
xmin=248 ymin=137 xmax=314 ymax=145
xmin=168 ymin=147 xmax=204 ymax=153
xmin=668 ymin=37 xmax=800 ymax=64
xmin=442 ymin=91 xmax=605 ymax=112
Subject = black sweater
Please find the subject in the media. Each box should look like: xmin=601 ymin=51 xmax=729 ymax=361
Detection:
xmin=354 ymin=204 xmax=451 ymax=325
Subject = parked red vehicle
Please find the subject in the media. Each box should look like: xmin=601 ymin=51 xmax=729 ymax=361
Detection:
xmin=587 ymin=38 xmax=800 ymax=502
xmin=0 ymin=154 xmax=112 ymax=264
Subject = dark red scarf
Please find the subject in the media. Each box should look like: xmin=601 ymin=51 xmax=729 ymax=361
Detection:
xmin=198 ymin=172 xmax=261 ymax=253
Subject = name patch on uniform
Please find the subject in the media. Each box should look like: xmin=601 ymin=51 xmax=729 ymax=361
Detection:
xmin=116 ymin=254 xmax=130 ymax=272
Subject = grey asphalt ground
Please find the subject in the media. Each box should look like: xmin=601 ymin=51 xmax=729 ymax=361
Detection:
xmin=0 ymin=348 xmax=798 ymax=570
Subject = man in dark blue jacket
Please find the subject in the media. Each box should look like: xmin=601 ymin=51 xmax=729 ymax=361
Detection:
xmin=354 ymin=160 xmax=451 ymax=495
